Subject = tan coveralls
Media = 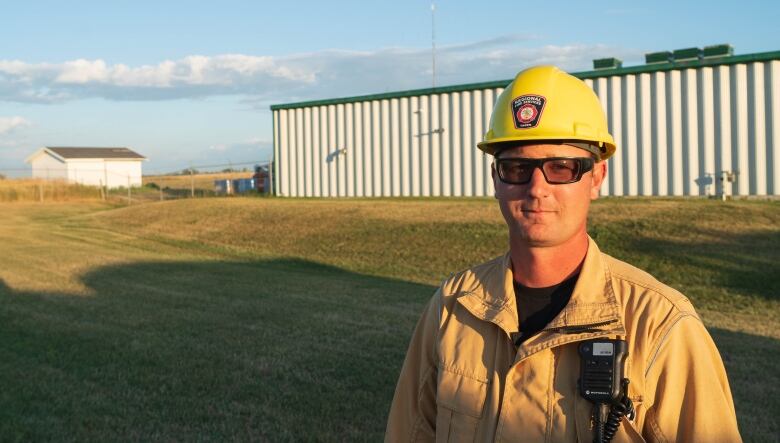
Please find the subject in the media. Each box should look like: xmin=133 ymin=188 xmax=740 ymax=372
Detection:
xmin=386 ymin=238 xmax=741 ymax=442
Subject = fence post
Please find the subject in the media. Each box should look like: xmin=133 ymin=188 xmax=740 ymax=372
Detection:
xmin=160 ymin=185 xmax=163 ymax=201
xmin=127 ymin=176 xmax=131 ymax=203
xmin=39 ymin=183 xmax=44 ymax=203
xmin=190 ymin=168 xmax=195 ymax=198
xmin=99 ymin=179 xmax=105 ymax=201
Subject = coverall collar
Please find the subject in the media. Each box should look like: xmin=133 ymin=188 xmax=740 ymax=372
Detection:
xmin=457 ymin=236 xmax=625 ymax=340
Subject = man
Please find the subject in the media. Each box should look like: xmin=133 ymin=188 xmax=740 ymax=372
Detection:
xmin=385 ymin=66 xmax=741 ymax=442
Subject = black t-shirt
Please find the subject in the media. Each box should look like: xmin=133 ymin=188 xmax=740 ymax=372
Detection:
xmin=512 ymin=273 xmax=578 ymax=345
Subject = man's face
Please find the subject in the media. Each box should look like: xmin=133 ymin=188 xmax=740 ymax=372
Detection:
xmin=492 ymin=143 xmax=606 ymax=248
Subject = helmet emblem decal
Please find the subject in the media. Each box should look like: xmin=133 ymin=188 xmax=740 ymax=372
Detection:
xmin=518 ymin=104 xmax=537 ymax=122
xmin=511 ymin=94 xmax=546 ymax=129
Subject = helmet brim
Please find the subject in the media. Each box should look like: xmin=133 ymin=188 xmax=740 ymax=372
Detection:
xmin=478 ymin=137 xmax=616 ymax=161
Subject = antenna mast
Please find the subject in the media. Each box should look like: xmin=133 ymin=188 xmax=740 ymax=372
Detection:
xmin=431 ymin=2 xmax=436 ymax=88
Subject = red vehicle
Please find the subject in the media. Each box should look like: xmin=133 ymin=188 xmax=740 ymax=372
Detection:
xmin=253 ymin=164 xmax=270 ymax=193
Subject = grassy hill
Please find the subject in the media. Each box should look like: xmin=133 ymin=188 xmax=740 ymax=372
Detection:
xmin=0 ymin=198 xmax=777 ymax=441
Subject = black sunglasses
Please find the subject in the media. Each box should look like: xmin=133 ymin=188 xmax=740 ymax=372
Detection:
xmin=495 ymin=157 xmax=595 ymax=185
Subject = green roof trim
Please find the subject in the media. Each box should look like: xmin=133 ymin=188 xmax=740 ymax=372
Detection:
xmin=269 ymin=78 xmax=513 ymax=111
xmin=270 ymin=50 xmax=780 ymax=111
xmin=573 ymin=50 xmax=780 ymax=79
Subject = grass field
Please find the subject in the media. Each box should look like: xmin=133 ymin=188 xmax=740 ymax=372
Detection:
xmin=0 ymin=172 xmax=258 ymax=205
xmin=0 ymin=198 xmax=777 ymax=441
xmin=0 ymin=179 xmax=103 ymax=202
xmin=143 ymin=171 xmax=253 ymax=191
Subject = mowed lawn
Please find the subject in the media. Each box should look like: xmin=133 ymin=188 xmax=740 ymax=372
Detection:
xmin=0 ymin=198 xmax=777 ymax=442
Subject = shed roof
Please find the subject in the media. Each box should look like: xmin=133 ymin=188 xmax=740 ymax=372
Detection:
xmin=46 ymin=147 xmax=146 ymax=159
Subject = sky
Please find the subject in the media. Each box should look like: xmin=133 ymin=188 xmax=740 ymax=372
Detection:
xmin=0 ymin=0 xmax=778 ymax=176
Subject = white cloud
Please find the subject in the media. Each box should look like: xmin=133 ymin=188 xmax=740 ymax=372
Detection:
xmin=0 ymin=37 xmax=640 ymax=106
xmin=0 ymin=116 xmax=31 ymax=135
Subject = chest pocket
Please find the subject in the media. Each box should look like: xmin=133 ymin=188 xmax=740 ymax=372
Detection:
xmin=435 ymin=367 xmax=487 ymax=443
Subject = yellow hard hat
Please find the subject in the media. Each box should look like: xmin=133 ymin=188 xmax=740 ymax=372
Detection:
xmin=478 ymin=65 xmax=616 ymax=160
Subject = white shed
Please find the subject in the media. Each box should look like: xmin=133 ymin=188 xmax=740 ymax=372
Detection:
xmin=25 ymin=147 xmax=147 ymax=188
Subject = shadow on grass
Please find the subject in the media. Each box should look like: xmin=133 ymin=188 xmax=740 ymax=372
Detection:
xmin=710 ymin=327 xmax=780 ymax=443
xmin=0 ymin=259 xmax=776 ymax=442
xmin=590 ymin=225 xmax=780 ymax=303
xmin=0 ymin=259 xmax=435 ymax=442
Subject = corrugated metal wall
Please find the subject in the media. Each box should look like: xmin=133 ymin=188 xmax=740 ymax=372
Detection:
xmin=273 ymin=59 xmax=780 ymax=197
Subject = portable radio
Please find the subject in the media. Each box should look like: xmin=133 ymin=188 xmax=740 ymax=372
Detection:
xmin=578 ymin=339 xmax=634 ymax=443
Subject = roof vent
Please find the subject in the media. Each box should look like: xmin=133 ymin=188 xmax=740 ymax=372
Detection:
xmin=593 ymin=57 xmax=622 ymax=70
xmin=645 ymin=51 xmax=673 ymax=64
xmin=703 ymin=44 xmax=733 ymax=58
xmin=672 ymin=47 xmax=702 ymax=62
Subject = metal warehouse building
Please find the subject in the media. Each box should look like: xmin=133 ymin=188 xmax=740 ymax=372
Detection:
xmin=271 ymin=47 xmax=780 ymax=198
